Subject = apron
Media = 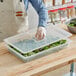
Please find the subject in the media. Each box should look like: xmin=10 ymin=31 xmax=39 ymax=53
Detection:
xmin=14 ymin=0 xmax=29 ymax=33
xmin=0 ymin=0 xmax=28 ymax=42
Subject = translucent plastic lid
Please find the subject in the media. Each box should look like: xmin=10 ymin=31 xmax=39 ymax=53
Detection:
xmin=4 ymin=25 xmax=72 ymax=54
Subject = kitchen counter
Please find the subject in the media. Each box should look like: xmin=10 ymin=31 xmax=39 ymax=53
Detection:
xmin=0 ymin=24 xmax=76 ymax=76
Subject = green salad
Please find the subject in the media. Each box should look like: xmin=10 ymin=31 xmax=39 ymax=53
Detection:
xmin=9 ymin=39 xmax=67 ymax=57
xmin=68 ymin=19 xmax=76 ymax=27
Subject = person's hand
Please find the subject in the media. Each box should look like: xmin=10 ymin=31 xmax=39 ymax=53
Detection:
xmin=35 ymin=27 xmax=46 ymax=40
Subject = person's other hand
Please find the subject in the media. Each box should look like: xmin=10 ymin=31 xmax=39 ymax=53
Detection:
xmin=35 ymin=27 xmax=46 ymax=40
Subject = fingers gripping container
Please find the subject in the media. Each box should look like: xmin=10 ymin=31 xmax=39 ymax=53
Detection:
xmin=4 ymin=25 xmax=72 ymax=62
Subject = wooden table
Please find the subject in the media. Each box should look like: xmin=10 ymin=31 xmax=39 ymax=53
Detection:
xmin=0 ymin=25 xmax=76 ymax=76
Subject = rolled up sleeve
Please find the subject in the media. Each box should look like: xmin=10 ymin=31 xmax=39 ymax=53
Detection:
xmin=29 ymin=0 xmax=48 ymax=27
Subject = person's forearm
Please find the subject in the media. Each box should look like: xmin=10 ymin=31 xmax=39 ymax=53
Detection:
xmin=29 ymin=0 xmax=48 ymax=27
xmin=38 ymin=7 xmax=48 ymax=27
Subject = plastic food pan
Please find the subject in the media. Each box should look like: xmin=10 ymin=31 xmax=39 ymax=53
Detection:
xmin=4 ymin=25 xmax=72 ymax=62
xmin=5 ymin=39 xmax=71 ymax=62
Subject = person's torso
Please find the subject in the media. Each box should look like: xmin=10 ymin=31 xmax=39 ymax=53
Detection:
xmin=0 ymin=0 xmax=28 ymax=42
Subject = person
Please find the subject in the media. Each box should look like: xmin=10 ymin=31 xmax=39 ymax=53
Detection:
xmin=0 ymin=0 xmax=48 ymax=41
xmin=20 ymin=0 xmax=48 ymax=40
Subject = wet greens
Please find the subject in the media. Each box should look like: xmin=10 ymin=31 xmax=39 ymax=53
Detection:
xmin=9 ymin=39 xmax=67 ymax=57
xmin=68 ymin=19 xmax=76 ymax=27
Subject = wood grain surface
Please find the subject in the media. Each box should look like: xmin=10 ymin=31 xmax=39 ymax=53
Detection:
xmin=0 ymin=24 xmax=76 ymax=76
